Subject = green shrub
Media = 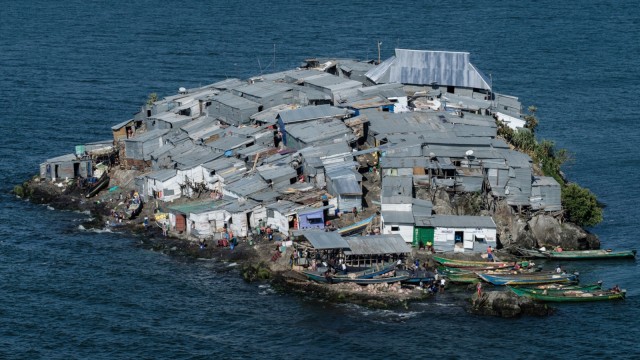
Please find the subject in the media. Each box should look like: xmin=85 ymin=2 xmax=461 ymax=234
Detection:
xmin=561 ymin=183 xmax=603 ymax=227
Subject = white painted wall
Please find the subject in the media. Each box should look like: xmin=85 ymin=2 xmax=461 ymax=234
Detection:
xmin=434 ymin=227 xmax=497 ymax=252
xmin=382 ymin=222 xmax=414 ymax=243
xmin=147 ymin=176 xmax=181 ymax=202
xmin=381 ymin=203 xmax=412 ymax=212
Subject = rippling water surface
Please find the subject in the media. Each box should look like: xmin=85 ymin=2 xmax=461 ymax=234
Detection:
xmin=1 ymin=1 xmax=638 ymax=359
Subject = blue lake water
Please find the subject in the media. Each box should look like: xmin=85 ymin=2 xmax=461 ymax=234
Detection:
xmin=1 ymin=1 xmax=638 ymax=358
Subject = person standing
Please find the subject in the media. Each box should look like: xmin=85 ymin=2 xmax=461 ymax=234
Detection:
xmin=162 ymin=221 xmax=168 ymax=237
xmin=487 ymin=246 xmax=494 ymax=262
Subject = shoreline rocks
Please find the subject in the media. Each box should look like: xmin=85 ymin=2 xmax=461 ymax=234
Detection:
xmin=15 ymin=175 xmax=565 ymax=316
xmin=469 ymin=291 xmax=553 ymax=317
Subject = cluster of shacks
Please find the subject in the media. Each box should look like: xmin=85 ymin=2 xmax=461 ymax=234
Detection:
xmin=40 ymin=49 xmax=562 ymax=253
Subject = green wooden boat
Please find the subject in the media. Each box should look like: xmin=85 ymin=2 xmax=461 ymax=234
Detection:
xmin=445 ymin=273 xmax=481 ymax=284
xmin=432 ymin=256 xmax=515 ymax=269
xmin=515 ymin=282 xmax=602 ymax=291
xmin=519 ymin=248 xmax=636 ymax=260
xmin=509 ymin=286 xmax=626 ymax=302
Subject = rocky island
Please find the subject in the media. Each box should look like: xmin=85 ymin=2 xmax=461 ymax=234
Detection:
xmin=15 ymin=49 xmax=604 ymax=317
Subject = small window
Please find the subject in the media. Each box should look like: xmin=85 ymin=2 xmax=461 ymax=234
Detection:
xmin=391 ymin=226 xmax=400 ymax=231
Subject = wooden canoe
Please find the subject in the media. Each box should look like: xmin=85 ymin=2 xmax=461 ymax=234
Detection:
xmin=301 ymin=270 xmax=407 ymax=285
xmin=85 ymin=173 xmax=110 ymax=198
xmin=477 ymin=272 xmax=578 ymax=286
xmin=518 ymin=248 xmax=636 ymax=260
xmin=509 ymin=286 xmax=625 ymax=302
xmin=514 ymin=282 xmax=602 ymax=291
xmin=432 ymin=256 xmax=516 ymax=269
xmin=337 ymin=214 xmax=376 ymax=236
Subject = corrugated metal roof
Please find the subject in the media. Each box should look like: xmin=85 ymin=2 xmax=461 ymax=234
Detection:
xmin=207 ymin=136 xmax=254 ymax=152
xmin=232 ymin=81 xmax=292 ymax=99
xmin=285 ymin=119 xmax=354 ymax=145
xmin=175 ymin=148 xmax=222 ymax=170
xmin=167 ymin=199 xmax=232 ymax=215
xmin=210 ymin=78 xmax=245 ymax=91
xmin=412 ymin=199 xmax=433 ymax=217
xmin=380 ymin=156 xmax=429 ymax=169
xmin=251 ymin=104 xmax=299 ymax=123
xmin=223 ymin=199 xmax=260 ymax=213
xmin=442 ymin=93 xmax=492 ymax=111
xmin=299 ymin=230 xmax=350 ymax=250
xmin=332 ymin=177 xmax=362 ymax=195
xmin=201 ymin=157 xmax=244 ymax=172
xmin=298 ymin=142 xmax=352 ymax=159
xmin=257 ymin=164 xmax=297 ymax=181
xmin=146 ymin=169 xmax=177 ymax=182
xmin=382 ymin=210 xmax=414 ymax=224
xmin=282 ymin=69 xmax=327 ymax=84
xmin=415 ymin=215 xmax=496 ymax=229
xmin=210 ymin=92 xmax=261 ymax=110
xmin=304 ymin=73 xmax=363 ymax=92
xmin=382 ymin=176 xmax=413 ymax=204
xmin=278 ymin=104 xmax=351 ymax=124
xmin=344 ymin=235 xmax=411 ymax=255
xmin=266 ymin=200 xmax=300 ymax=213
xmin=248 ymin=190 xmax=280 ymax=203
xmin=111 ymin=118 xmax=134 ymax=131
xmin=532 ymin=176 xmax=560 ymax=187
xmin=126 ymin=129 xmax=170 ymax=143
xmin=225 ymin=175 xmax=269 ymax=197
xmin=369 ymin=49 xmax=491 ymax=90
xmin=46 ymin=153 xmax=81 ymax=163
xmin=365 ymin=55 xmax=396 ymax=84
xmin=152 ymin=111 xmax=192 ymax=124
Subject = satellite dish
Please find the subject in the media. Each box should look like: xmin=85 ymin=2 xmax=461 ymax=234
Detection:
xmin=465 ymin=150 xmax=474 ymax=156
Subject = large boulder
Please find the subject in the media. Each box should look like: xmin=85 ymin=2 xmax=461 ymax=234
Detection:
xmin=431 ymin=188 xmax=455 ymax=215
xmin=469 ymin=291 xmax=552 ymax=317
xmin=528 ymin=215 xmax=600 ymax=250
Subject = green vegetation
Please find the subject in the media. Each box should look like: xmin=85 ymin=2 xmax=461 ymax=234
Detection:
xmin=497 ymin=106 xmax=602 ymax=227
xmin=241 ymin=262 xmax=272 ymax=282
xmin=146 ymin=92 xmax=158 ymax=106
xmin=561 ymin=183 xmax=603 ymax=227
xmin=13 ymin=184 xmax=25 ymax=197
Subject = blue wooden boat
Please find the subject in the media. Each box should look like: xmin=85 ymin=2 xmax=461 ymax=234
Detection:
xmin=397 ymin=269 xmax=435 ymax=284
xmin=352 ymin=262 xmax=397 ymax=279
xmin=301 ymin=263 xmax=397 ymax=284
xmin=337 ymin=214 xmax=376 ymax=236
xmin=301 ymin=270 xmax=408 ymax=285
xmin=344 ymin=274 xmax=409 ymax=285
xmin=301 ymin=270 xmax=347 ymax=284
xmin=477 ymin=272 xmax=578 ymax=286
